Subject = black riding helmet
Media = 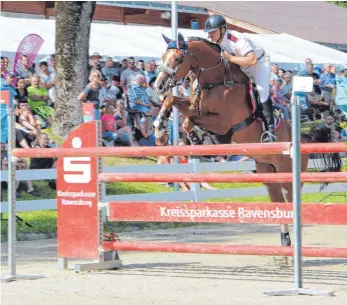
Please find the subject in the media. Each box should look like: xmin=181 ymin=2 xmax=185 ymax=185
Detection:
xmin=204 ymin=14 xmax=227 ymax=33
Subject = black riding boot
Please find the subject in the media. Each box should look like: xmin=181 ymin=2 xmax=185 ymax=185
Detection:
xmin=261 ymin=98 xmax=277 ymax=143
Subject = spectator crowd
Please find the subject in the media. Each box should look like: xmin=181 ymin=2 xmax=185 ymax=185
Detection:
xmin=1 ymin=53 xmax=347 ymax=196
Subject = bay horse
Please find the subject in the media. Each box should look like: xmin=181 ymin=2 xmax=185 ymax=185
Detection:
xmin=153 ymin=33 xmax=341 ymax=247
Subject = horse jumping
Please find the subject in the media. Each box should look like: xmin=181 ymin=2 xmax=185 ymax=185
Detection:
xmin=153 ymin=34 xmax=342 ymax=247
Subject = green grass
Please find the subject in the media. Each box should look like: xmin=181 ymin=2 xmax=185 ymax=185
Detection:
xmin=1 ymin=120 xmax=344 ymax=241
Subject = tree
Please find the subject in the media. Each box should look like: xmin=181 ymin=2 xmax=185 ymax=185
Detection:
xmin=53 ymin=1 xmax=96 ymax=137
xmin=329 ymin=1 xmax=347 ymax=8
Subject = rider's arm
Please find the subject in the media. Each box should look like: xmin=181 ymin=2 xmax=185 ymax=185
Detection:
xmin=223 ymin=50 xmax=257 ymax=67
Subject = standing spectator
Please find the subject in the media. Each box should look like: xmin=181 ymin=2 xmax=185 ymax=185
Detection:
xmin=27 ymin=75 xmax=54 ymax=126
xmin=320 ymin=64 xmax=336 ymax=104
xmin=115 ymin=58 xmax=128 ymax=76
xmin=271 ymin=64 xmax=279 ymax=80
xmin=17 ymin=55 xmax=35 ymax=86
xmin=178 ymin=78 xmax=191 ymax=97
xmin=3 ymin=57 xmax=10 ymax=70
xmin=78 ymin=69 xmax=103 ymax=119
xmin=101 ymin=104 xmax=136 ymax=146
xmin=120 ymin=57 xmax=144 ymax=93
xmin=88 ymin=52 xmax=104 ymax=76
xmin=39 ymin=61 xmax=56 ymax=106
xmin=1 ymin=57 xmax=9 ymax=79
xmin=300 ymin=63 xmax=321 ymax=94
xmin=136 ymin=59 xmax=145 ymax=71
xmin=144 ymin=61 xmax=156 ymax=83
xmin=300 ymin=58 xmax=322 ymax=75
xmin=278 ymin=69 xmax=285 ymax=79
xmin=49 ymin=54 xmax=56 ymax=73
xmin=149 ymin=60 xmax=158 ymax=76
xmin=281 ymin=72 xmax=292 ymax=102
xmin=102 ymin=57 xmax=118 ymax=85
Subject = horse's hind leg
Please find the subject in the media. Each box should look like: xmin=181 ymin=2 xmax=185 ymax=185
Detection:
xmin=255 ymin=162 xmax=291 ymax=246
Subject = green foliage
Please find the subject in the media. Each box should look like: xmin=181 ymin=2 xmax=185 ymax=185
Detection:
xmin=329 ymin=1 xmax=347 ymax=8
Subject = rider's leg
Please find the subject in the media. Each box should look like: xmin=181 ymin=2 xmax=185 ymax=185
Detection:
xmin=251 ymin=54 xmax=276 ymax=142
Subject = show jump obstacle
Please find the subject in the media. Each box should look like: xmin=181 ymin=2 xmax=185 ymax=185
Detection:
xmin=11 ymin=120 xmax=347 ymax=274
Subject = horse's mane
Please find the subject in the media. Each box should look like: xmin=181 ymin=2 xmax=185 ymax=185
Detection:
xmin=187 ymin=37 xmax=221 ymax=53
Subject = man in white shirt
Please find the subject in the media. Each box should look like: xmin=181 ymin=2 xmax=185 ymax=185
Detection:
xmin=204 ymin=14 xmax=275 ymax=142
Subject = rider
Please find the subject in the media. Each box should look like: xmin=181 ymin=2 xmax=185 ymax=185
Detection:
xmin=204 ymin=14 xmax=276 ymax=142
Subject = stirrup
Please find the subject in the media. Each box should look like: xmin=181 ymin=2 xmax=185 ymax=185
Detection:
xmin=261 ymin=131 xmax=277 ymax=143
xmin=189 ymin=131 xmax=203 ymax=145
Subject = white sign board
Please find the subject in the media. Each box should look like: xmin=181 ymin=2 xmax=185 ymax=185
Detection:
xmin=292 ymin=76 xmax=313 ymax=93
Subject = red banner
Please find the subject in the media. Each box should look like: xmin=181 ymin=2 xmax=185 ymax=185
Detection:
xmin=12 ymin=34 xmax=44 ymax=83
xmin=108 ymin=201 xmax=347 ymax=225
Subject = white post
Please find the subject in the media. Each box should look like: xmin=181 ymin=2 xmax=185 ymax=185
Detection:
xmin=171 ymin=1 xmax=180 ymax=192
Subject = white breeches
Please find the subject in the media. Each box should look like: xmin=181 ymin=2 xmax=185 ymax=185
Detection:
xmin=242 ymin=53 xmax=271 ymax=103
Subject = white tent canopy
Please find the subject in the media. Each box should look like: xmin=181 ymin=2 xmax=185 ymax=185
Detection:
xmin=1 ymin=16 xmax=347 ymax=66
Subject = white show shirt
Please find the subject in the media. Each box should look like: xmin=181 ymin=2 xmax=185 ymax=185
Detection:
xmin=217 ymin=30 xmax=271 ymax=103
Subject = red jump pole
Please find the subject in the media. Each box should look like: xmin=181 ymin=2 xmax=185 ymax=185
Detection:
xmin=11 ymin=142 xmax=347 ymax=159
xmin=99 ymin=172 xmax=347 ymax=183
xmin=102 ymin=241 xmax=347 ymax=258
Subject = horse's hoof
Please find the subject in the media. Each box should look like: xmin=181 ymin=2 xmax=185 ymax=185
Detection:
xmin=281 ymin=232 xmax=291 ymax=246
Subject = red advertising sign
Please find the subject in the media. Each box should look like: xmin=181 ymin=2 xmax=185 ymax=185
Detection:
xmin=0 ymin=90 xmax=11 ymax=108
xmin=108 ymin=201 xmax=347 ymax=225
xmin=57 ymin=121 xmax=100 ymax=259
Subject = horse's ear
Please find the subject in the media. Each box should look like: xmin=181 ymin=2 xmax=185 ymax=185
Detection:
xmin=162 ymin=34 xmax=172 ymax=45
xmin=178 ymin=32 xmax=185 ymax=43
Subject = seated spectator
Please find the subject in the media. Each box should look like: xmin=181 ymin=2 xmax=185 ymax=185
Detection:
xmin=39 ymin=61 xmax=56 ymax=106
xmin=306 ymin=89 xmax=329 ymax=112
xmin=27 ymin=75 xmax=54 ymax=126
xmin=17 ymin=105 xmax=41 ymax=137
xmin=134 ymin=111 xmax=155 ymax=146
xmin=178 ymin=78 xmax=191 ymax=98
xmin=29 ymin=133 xmax=57 ymax=190
xmin=101 ymin=104 xmax=136 ymax=146
xmin=15 ymin=77 xmax=29 ymax=106
xmin=99 ymin=77 xmax=108 ymax=107
xmin=128 ymin=74 xmax=152 ymax=125
xmin=78 ymin=69 xmax=103 ymax=120
xmin=2 ymin=73 xmax=17 ymax=97
xmin=270 ymin=87 xmax=291 ymax=121
xmin=88 ymin=52 xmax=104 ymax=77
xmin=115 ymin=100 xmax=128 ymax=128
xmin=269 ymin=78 xmax=275 ymax=88
xmin=1 ymin=145 xmax=39 ymax=197
xmin=106 ymin=75 xmax=123 ymax=102
xmin=17 ymin=55 xmax=35 ymax=87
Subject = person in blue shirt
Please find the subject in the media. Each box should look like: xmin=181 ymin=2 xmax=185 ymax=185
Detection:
xmin=320 ymin=64 xmax=336 ymax=104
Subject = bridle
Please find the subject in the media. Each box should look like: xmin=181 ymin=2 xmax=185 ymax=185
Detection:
xmin=158 ymin=40 xmax=235 ymax=90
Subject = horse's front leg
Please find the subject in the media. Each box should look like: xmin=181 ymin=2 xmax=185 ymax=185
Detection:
xmin=153 ymin=95 xmax=176 ymax=146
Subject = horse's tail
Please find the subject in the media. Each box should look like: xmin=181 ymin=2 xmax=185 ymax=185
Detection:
xmin=301 ymin=126 xmax=342 ymax=190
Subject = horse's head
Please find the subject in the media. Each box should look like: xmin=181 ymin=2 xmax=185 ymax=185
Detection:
xmin=155 ymin=33 xmax=191 ymax=94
